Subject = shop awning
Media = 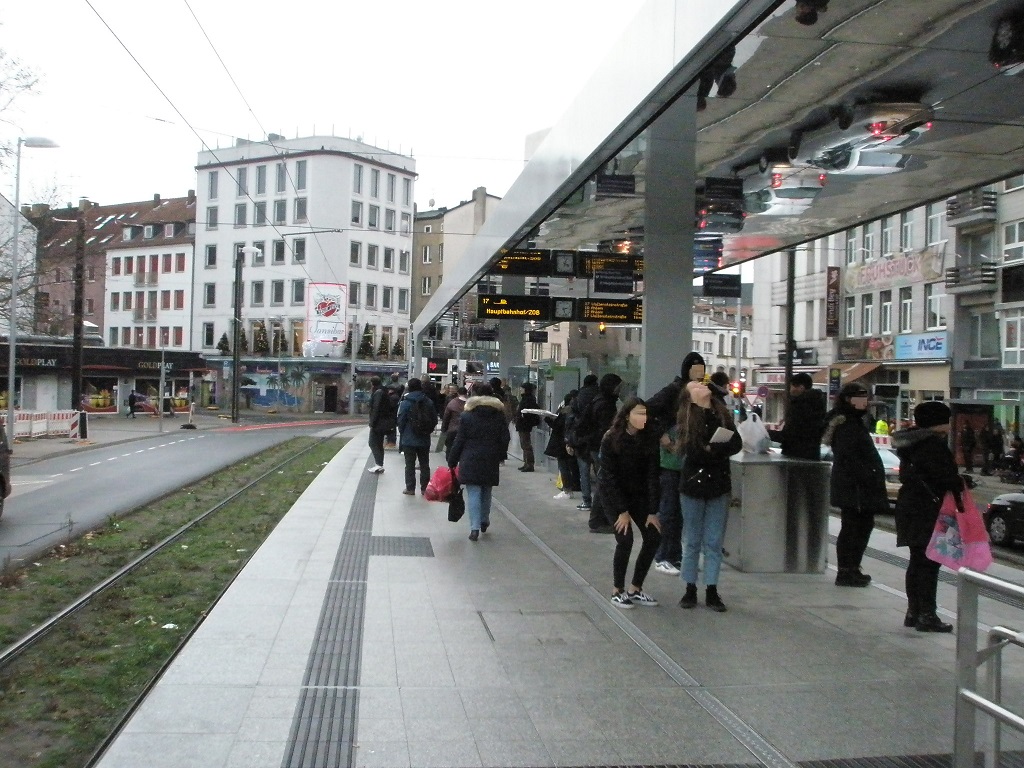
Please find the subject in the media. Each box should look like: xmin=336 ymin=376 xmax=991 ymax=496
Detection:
xmin=811 ymin=361 xmax=881 ymax=386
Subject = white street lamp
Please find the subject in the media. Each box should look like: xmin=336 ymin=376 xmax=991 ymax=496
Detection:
xmin=6 ymin=136 xmax=58 ymax=451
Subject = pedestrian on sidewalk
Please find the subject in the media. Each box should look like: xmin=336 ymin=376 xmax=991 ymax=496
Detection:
xmin=514 ymin=382 xmax=540 ymax=472
xmin=823 ymin=383 xmax=888 ymax=587
xmin=652 ymin=422 xmax=683 ymax=576
xmin=565 ymin=374 xmax=600 ymax=514
xmin=366 ymin=376 xmax=393 ymax=474
xmin=396 ymin=378 xmax=437 ymax=495
xmin=960 ymin=423 xmax=976 ymax=474
xmin=597 ymin=397 xmax=661 ymax=608
xmin=545 ymin=391 xmax=580 ymax=500
xmin=383 ymin=373 xmax=404 ymax=449
xmin=892 ymin=401 xmax=960 ymax=633
xmin=574 ymin=373 xmax=623 ymax=534
xmin=677 ymin=380 xmax=742 ymax=612
xmin=448 ymin=383 xmax=510 ymax=541
xmin=127 ymin=391 xmax=138 ymax=419
xmin=441 ymin=386 xmax=468 ymax=461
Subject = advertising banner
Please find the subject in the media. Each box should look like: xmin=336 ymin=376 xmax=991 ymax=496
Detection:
xmin=894 ymin=331 xmax=949 ymax=361
xmin=825 ymin=267 xmax=841 ymax=337
xmin=306 ymin=283 xmax=347 ymax=343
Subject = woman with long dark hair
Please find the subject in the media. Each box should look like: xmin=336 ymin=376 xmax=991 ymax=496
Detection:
xmin=597 ymin=397 xmax=662 ymax=608
xmin=676 ymin=380 xmax=742 ymax=612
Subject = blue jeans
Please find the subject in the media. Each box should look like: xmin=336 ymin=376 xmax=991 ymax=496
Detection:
xmin=680 ymin=492 xmax=729 ymax=586
xmin=465 ymin=484 xmax=493 ymax=532
xmin=576 ymin=455 xmax=593 ymax=505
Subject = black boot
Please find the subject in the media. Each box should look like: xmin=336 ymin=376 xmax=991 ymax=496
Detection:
xmin=904 ymin=596 xmax=920 ymax=628
xmin=678 ymin=583 xmax=698 ymax=609
xmin=916 ymin=613 xmax=953 ymax=633
xmin=705 ymin=585 xmax=727 ymax=612
xmin=835 ymin=568 xmax=871 ymax=587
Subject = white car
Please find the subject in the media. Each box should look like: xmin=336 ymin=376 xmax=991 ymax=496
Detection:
xmin=741 ymin=163 xmax=827 ymax=216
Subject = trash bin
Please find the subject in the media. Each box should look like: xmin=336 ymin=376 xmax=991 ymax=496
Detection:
xmin=723 ymin=452 xmax=830 ymax=573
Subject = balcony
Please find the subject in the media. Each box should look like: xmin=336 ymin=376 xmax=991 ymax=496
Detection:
xmin=134 ymin=271 xmax=159 ymax=286
xmin=946 ymin=190 xmax=997 ymax=227
xmin=132 ymin=308 xmax=158 ymax=322
xmin=944 ymin=262 xmax=997 ymax=294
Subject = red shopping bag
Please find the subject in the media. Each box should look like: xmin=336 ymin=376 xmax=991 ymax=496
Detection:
xmin=424 ymin=466 xmax=457 ymax=502
xmin=926 ymin=488 xmax=992 ymax=571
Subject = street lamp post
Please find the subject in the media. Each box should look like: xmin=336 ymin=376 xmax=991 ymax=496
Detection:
xmin=6 ymin=136 xmax=58 ymax=451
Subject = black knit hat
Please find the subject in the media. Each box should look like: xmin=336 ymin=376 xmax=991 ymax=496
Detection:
xmin=914 ymin=401 xmax=951 ymax=429
xmin=681 ymin=352 xmax=707 ymax=382
xmin=838 ymin=382 xmax=868 ymax=399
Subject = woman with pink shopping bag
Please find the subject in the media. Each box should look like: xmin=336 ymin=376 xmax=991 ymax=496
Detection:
xmin=893 ymin=401 xmax=985 ymax=633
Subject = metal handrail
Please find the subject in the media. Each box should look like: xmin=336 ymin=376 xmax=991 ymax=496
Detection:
xmin=955 ymin=568 xmax=1024 ymax=768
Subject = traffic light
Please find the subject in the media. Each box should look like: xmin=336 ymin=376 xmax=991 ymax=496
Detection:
xmin=730 ymin=380 xmax=744 ymax=397
xmin=598 ymin=322 xmax=606 ymax=336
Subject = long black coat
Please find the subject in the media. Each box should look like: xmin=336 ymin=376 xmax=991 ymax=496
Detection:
xmin=822 ymin=404 xmax=888 ymax=512
xmin=544 ymin=409 xmax=571 ymax=459
xmin=892 ymin=427 xmax=963 ymax=548
xmin=596 ymin=429 xmax=660 ymax=520
xmin=448 ymin=396 xmax=511 ymax=487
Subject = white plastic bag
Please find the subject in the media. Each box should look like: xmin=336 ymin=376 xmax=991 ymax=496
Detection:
xmin=737 ymin=412 xmax=771 ymax=454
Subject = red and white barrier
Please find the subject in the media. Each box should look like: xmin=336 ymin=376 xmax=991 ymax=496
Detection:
xmin=872 ymin=434 xmax=891 ymax=448
xmin=0 ymin=410 xmax=84 ymax=439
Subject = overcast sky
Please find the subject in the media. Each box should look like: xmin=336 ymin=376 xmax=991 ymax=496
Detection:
xmin=1 ymin=1 xmax=644 ymax=212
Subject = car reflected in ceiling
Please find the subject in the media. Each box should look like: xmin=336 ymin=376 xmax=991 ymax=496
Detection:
xmin=531 ymin=0 xmax=1024 ymax=272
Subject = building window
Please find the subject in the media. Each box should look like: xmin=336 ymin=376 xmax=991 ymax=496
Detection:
xmin=203 ymin=322 xmax=215 ymax=347
xmin=112 ymin=257 xmax=121 ymax=275
xmin=174 ymin=289 xmax=184 ymax=310
xmin=422 ymin=245 xmax=431 ymax=264
xmin=293 ymin=238 xmax=306 ymax=263
xmin=844 ymin=296 xmax=856 ymax=336
xmin=421 ymin=276 xmax=432 ymax=295
xmin=861 ymin=294 xmax=873 ymax=336
xmin=204 ymin=283 xmax=216 ymax=307
xmin=292 ymin=279 xmax=305 ymax=304
xmin=251 ymin=242 xmax=265 ymax=266
xmin=160 ymin=327 xmax=170 ymax=347
xmin=351 ymin=201 xmax=363 ymax=226
xmin=161 ymin=290 xmax=171 ymax=310
xmin=1003 ymin=309 xmax=1024 ymax=365
xmin=383 ymin=247 xmax=395 ymax=271
xmin=1005 ymin=175 xmax=1024 ymax=192
xmin=399 ymin=250 xmax=410 ymax=273
xmin=367 ymin=244 xmax=378 ymax=269
xmin=531 ymin=342 xmax=543 ymax=362
xmin=899 ymin=286 xmax=913 ymax=333
xmin=206 ymin=206 xmax=218 ymax=229
xmin=255 ymin=164 xmax=267 ymax=195
xmin=110 ymin=293 xmax=120 ymax=311
xmin=402 ymin=177 xmax=412 ymax=206
xmin=173 ymin=327 xmax=183 ymax=347
xmin=879 ymin=290 xmax=892 ymax=335
xmin=294 ymin=197 xmax=307 ymax=223
xmin=350 ymin=241 xmax=362 ymax=267
xmin=385 ymin=209 xmax=396 ymax=232
xmin=400 ymin=212 xmax=411 ymax=235
xmin=925 ymin=282 xmax=946 ymax=329
xmin=382 ymin=286 xmax=393 ymax=311
xmin=900 ymin=211 xmax=913 ymax=250
xmin=175 ymin=253 xmax=186 ymax=272
xmin=273 ymin=199 xmax=286 ymax=225
xmin=296 ymin=160 xmax=307 ymax=191
xmin=161 ymin=253 xmax=172 ymax=273
xmin=365 ymin=284 xmax=376 ymax=308
xmin=1005 ymin=220 xmax=1024 ymax=263
xmin=845 ymin=230 xmax=856 ymax=265
xmin=370 ymin=168 xmax=380 ymax=198
xmin=862 ymin=225 xmax=874 ymax=259
xmin=236 ymin=167 xmax=247 ymax=196
xmin=439 ymin=243 xmax=444 ymax=264
xmin=205 ymin=244 xmax=217 ymax=268
xmin=254 ymin=201 xmax=267 ymax=226
xmin=273 ymin=240 xmax=285 ymax=265
xmin=368 ymin=205 xmax=380 ymax=229
xmin=881 ymin=217 xmax=892 ymax=255
xmin=349 ymin=282 xmax=360 ymax=306
xmin=252 ymin=281 xmax=265 ymax=306
xmin=926 ymin=203 xmax=945 ymax=245
xmin=398 ymin=288 xmax=409 ymax=312
xmin=109 ymin=327 xmax=117 ymax=346
xmin=123 ymin=292 xmax=132 ymax=310
xmin=208 ymin=170 xmax=218 ymax=200
xmin=163 ymin=223 xmax=175 ymax=238
xmin=273 ymin=162 xmax=285 ymax=193
xmin=122 ymin=327 xmax=132 ymax=346
xmin=234 ymin=203 xmax=247 ymax=227
xmin=271 ymin=280 xmax=284 ymax=305
xmin=551 ymin=343 xmax=562 ymax=363
xmin=387 ymin=173 xmax=396 ymax=202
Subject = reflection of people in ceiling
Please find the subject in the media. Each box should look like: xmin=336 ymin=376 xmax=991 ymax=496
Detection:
xmin=696 ymin=45 xmax=736 ymax=112
xmin=795 ymin=0 xmax=829 ymax=26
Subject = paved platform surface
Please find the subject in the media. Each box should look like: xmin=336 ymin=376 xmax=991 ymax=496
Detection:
xmin=62 ymin=430 xmax=1024 ymax=768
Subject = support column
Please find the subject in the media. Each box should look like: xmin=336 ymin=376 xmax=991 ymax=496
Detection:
xmin=497 ymin=275 xmax=526 ymax=375
xmin=640 ymin=92 xmax=697 ymax=397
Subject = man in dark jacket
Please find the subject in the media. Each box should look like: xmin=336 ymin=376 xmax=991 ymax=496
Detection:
xmin=576 ymin=373 xmax=623 ymax=533
xmin=823 ymin=382 xmax=888 ymax=586
xmin=366 ymin=376 xmax=394 ymax=474
xmin=514 ymin=382 xmax=541 ymax=471
xmin=768 ymin=372 xmax=826 ymax=460
xmin=383 ymin=373 xmax=404 ymax=449
xmin=566 ymin=374 xmax=600 ymax=511
xmin=396 ymin=378 xmax=437 ymax=496
xmin=647 ymin=351 xmax=708 ymax=438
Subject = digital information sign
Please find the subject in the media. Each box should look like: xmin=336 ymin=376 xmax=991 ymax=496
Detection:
xmin=487 ymin=249 xmax=551 ymax=276
xmin=477 ymin=294 xmax=552 ymax=320
xmin=477 ymin=295 xmax=646 ymax=324
xmin=577 ymin=299 xmax=643 ymax=323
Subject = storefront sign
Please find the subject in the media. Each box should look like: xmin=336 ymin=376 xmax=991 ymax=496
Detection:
xmin=843 ymin=248 xmax=944 ymax=292
xmin=306 ymin=283 xmax=347 ymax=344
xmin=825 ymin=267 xmax=841 ymax=337
xmin=895 ymin=331 xmax=949 ymax=361
xmin=837 ymin=338 xmax=867 ymax=361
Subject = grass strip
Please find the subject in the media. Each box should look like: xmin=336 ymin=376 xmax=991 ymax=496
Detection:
xmin=0 ymin=436 xmax=347 ymax=768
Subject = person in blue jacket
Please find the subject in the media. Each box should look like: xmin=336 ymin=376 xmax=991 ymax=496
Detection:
xmin=396 ymin=378 xmax=437 ymax=496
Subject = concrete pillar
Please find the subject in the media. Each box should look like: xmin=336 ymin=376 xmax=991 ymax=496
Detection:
xmin=639 ymin=92 xmax=697 ymax=397
xmin=498 ymin=275 xmax=527 ymax=374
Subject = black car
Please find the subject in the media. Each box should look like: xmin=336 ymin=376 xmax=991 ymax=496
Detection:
xmin=985 ymin=493 xmax=1024 ymax=546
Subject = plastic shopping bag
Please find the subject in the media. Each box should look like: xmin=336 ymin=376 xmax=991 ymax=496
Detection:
xmin=424 ymin=466 xmax=456 ymax=502
xmin=926 ymin=489 xmax=992 ymax=571
xmin=737 ymin=412 xmax=771 ymax=454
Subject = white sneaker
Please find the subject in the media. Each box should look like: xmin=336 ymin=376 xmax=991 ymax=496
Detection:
xmin=553 ymin=491 xmax=570 ymax=499
xmin=654 ymin=561 xmax=680 ymax=576
xmin=366 ymin=465 xmax=384 ymax=474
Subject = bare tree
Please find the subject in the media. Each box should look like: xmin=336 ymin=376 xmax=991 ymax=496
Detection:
xmin=0 ymin=46 xmax=40 ymax=169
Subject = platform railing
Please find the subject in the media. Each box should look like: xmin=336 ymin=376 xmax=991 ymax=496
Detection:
xmin=955 ymin=568 xmax=1024 ymax=768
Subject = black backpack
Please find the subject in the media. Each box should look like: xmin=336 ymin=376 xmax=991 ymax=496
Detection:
xmin=385 ymin=385 xmax=403 ymax=414
xmin=408 ymin=397 xmax=438 ymax=436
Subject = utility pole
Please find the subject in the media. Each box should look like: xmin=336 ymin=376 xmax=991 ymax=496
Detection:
xmin=71 ymin=204 xmax=86 ymax=412
xmin=231 ymin=246 xmax=246 ymax=423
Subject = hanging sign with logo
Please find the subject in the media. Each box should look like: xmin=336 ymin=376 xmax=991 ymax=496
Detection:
xmin=825 ymin=267 xmax=841 ymax=338
xmin=306 ymin=283 xmax=347 ymax=343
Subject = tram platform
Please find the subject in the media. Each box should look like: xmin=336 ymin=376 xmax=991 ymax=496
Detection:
xmin=92 ymin=430 xmax=1024 ymax=768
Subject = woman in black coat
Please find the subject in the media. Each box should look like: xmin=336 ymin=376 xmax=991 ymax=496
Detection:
xmin=892 ymin=401 xmax=961 ymax=633
xmin=823 ymin=382 xmax=888 ymax=587
xmin=597 ymin=397 xmax=662 ymax=608
xmin=448 ymin=383 xmax=511 ymax=541
xmin=545 ymin=391 xmax=580 ymax=499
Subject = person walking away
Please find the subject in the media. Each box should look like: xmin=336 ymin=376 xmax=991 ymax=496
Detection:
xmin=441 ymin=386 xmax=468 ymax=462
xmin=676 ymin=380 xmax=742 ymax=611
xmin=574 ymin=373 xmax=623 ymax=533
xmin=990 ymin=421 xmax=1006 ymax=470
xmin=366 ymin=376 xmax=393 ymax=474
xmin=652 ymin=422 xmax=683 ymax=575
xmin=514 ymin=382 xmax=541 ymax=471
xmin=597 ymin=397 xmax=662 ymax=607
xmin=979 ymin=423 xmax=993 ymax=475
xmin=823 ymin=383 xmax=888 ymax=586
xmin=396 ymin=378 xmax=438 ymax=495
xmin=545 ymin=391 xmax=580 ymax=499
xmin=383 ymin=373 xmax=404 ymax=449
xmin=448 ymin=383 xmax=511 ymax=541
xmin=891 ymin=401 xmax=960 ymax=633
xmin=960 ymin=423 xmax=977 ymax=474
xmin=127 ymin=390 xmax=138 ymax=419
xmin=565 ymin=374 xmax=600 ymax=513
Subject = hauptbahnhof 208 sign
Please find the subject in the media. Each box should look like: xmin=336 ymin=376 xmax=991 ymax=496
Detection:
xmin=477 ymin=295 xmax=642 ymax=323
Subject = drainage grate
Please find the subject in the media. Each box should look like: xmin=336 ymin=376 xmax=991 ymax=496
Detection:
xmin=370 ymin=535 xmax=434 ymax=557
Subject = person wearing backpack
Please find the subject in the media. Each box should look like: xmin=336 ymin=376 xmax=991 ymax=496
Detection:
xmin=383 ymin=373 xmax=404 ymax=449
xmin=366 ymin=376 xmax=394 ymax=474
xmin=396 ymin=378 xmax=438 ymax=496
xmin=565 ymin=374 xmax=599 ymax=511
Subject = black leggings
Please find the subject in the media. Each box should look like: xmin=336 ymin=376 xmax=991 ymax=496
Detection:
xmin=835 ymin=507 xmax=875 ymax=571
xmin=612 ymin=505 xmax=661 ymax=592
xmin=906 ymin=545 xmax=942 ymax=615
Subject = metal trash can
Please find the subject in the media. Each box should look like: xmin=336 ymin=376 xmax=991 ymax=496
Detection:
xmin=723 ymin=452 xmax=829 ymax=573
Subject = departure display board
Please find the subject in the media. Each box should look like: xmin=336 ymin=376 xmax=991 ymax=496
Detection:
xmin=577 ymin=299 xmax=643 ymax=323
xmin=487 ymin=249 xmax=551 ymax=276
xmin=577 ymin=252 xmax=643 ymax=278
xmin=477 ymin=294 xmax=551 ymax=320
